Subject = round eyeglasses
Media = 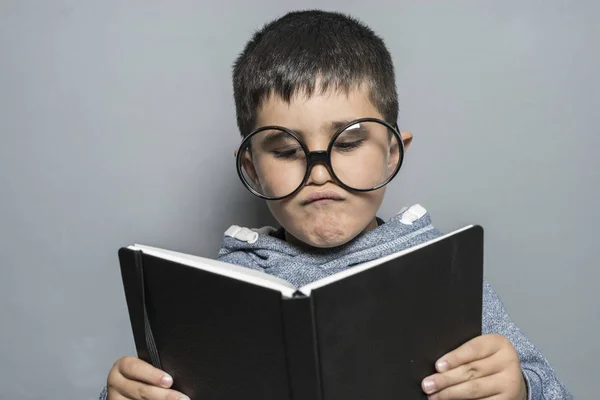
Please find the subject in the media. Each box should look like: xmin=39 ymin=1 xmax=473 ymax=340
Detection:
xmin=236 ymin=118 xmax=404 ymax=200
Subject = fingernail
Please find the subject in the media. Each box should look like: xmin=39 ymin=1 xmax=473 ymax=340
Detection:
xmin=436 ymin=360 xmax=448 ymax=372
xmin=423 ymin=379 xmax=436 ymax=393
xmin=160 ymin=374 xmax=173 ymax=386
xmin=178 ymin=396 xmax=190 ymax=400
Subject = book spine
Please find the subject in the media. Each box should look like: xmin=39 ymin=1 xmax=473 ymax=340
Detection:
xmin=118 ymin=248 xmax=163 ymax=370
xmin=133 ymin=250 xmax=163 ymax=370
xmin=281 ymin=294 xmax=322 ymax=400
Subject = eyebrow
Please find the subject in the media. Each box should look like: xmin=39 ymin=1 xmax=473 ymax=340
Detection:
xmin=291 ymin=119 xmax=356 ymax=137
xmin=329 ymin=120 xmax=354 ymax=131
xmin=260 ymin=130 xmax=296 ymax=147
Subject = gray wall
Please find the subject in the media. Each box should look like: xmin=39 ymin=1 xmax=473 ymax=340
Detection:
xmin=1 ymin=1 xmax=597 ymax=398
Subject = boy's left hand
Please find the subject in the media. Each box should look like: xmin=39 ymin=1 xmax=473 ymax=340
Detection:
xmin=421 ymin=334 xmax=527 ymax=400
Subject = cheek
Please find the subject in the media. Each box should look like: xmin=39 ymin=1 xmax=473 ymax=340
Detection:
xmin=354 ymin=158 xmax=387 ymax=185
xmin=331 ymin=148 xmax=391 ymax=188
xmin=357 ymin=187 xmax=386 ymax=213
xmin=265 ymin=199 xmax=292 ymax=229
xmin=255 ymin=158 xmax=305 ymax=197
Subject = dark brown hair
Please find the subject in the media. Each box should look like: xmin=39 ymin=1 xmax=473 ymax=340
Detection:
xmin=232 ymin=10 xmax=398 ymax=136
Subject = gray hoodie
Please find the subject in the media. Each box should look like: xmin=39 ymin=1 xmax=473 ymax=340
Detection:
xmin=98 ymin=205 xmax=572 ymax=400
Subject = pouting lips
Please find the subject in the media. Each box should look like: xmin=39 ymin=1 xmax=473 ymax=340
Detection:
xmin=302 ymin=189 xmax=345 ymax=205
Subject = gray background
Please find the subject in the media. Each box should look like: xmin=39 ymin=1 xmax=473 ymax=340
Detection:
xmin=1 ymin=1 xmax=597 ymax=398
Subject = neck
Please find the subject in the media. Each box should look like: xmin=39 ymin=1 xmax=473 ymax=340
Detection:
xmin=284 ymin=217 xmax=379 ymax=250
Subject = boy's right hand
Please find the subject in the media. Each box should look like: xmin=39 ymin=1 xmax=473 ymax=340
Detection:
xmin=107 ymin=356 xmax=190 ymax=400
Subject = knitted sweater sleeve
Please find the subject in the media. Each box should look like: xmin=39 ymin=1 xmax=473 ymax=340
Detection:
xmin=482 ymin=280 xmax=572 ymax=399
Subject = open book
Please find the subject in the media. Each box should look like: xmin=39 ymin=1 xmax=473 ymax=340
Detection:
xmin=118 ymin=225 xmax=483 ymax=400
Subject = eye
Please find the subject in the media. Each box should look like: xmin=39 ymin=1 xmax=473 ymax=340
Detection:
xmin=272 ymin=146 xmax=304 ymax=159
xmin=333 ymin=139 xmax=365 ymax=152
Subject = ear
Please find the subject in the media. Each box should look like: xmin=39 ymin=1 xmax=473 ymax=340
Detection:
xmin=400 ymin=131 xmax=413 ymax=151
xmin=240 ymin=150 xmax=261 ymax=188
xmin=233 ymin=148 xmax=238 ymax=157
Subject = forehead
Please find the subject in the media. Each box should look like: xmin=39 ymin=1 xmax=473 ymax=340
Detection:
xmin=255 ymin=85 xmax=383 ymax=136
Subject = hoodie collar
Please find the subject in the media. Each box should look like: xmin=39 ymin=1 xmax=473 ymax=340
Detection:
xmin=218 ymin=204 xmax=433 ymax=265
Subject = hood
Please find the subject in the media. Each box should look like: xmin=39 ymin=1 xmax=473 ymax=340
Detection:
xmin=217 ymin=204 xmax=443 ymax=287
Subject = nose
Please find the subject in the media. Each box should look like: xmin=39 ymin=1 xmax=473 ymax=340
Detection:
xmin=306 ymin=161 xmax=333 ymax=186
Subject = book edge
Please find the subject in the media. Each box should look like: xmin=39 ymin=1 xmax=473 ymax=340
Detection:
xmin=298 ymin=224 xmax=475 ymax=295
xmin=127 ymin=244 xmax=297 ymax=298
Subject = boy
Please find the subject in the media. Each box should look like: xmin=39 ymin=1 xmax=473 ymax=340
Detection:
xmin=102 ymin=10 xmax=571 ymax=400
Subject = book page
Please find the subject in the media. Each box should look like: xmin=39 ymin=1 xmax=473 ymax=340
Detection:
xmin=297 ymin=225 xmax=474 ymax=296
xmin=129 ymin=244 xmax=298 ymax=298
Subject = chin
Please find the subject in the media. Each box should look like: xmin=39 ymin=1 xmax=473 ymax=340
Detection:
xmin=304 ymin=236 xmax=350 ymax=249
xmin=270 ymin=201 xmax=376 ymax=249
xmin=299 ymin=225 xmax=359 ymax=248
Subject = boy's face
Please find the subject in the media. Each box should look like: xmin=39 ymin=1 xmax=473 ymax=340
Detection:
xmin=249 ymin=85 xmax=412 ymax=248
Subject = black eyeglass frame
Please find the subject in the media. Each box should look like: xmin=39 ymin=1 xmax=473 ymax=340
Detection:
xmin=236 ymin=117 xmax=405 ymax=201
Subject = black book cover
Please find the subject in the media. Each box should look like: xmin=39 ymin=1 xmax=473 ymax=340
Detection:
xmin=118 ymin=225 xmax=483 ymax=400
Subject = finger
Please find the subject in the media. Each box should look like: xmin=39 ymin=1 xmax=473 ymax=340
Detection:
xmin=117 ymin=356 xmax=173 ymax=388
xmin=111 ymin=372 xmax=189 ymax=400
xmin=106 ymin=387 xmax=129 ymax=400
xmin=435 ymin=334 xmax=506 ymax=372
xmin=427 ymin=374 xmax=502 ymax=400
xmin=422 ymin=354 xmax=504 ymax=395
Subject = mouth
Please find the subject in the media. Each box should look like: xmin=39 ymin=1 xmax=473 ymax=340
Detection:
xmin=302 ymin=189 xmax=345 ymax=205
